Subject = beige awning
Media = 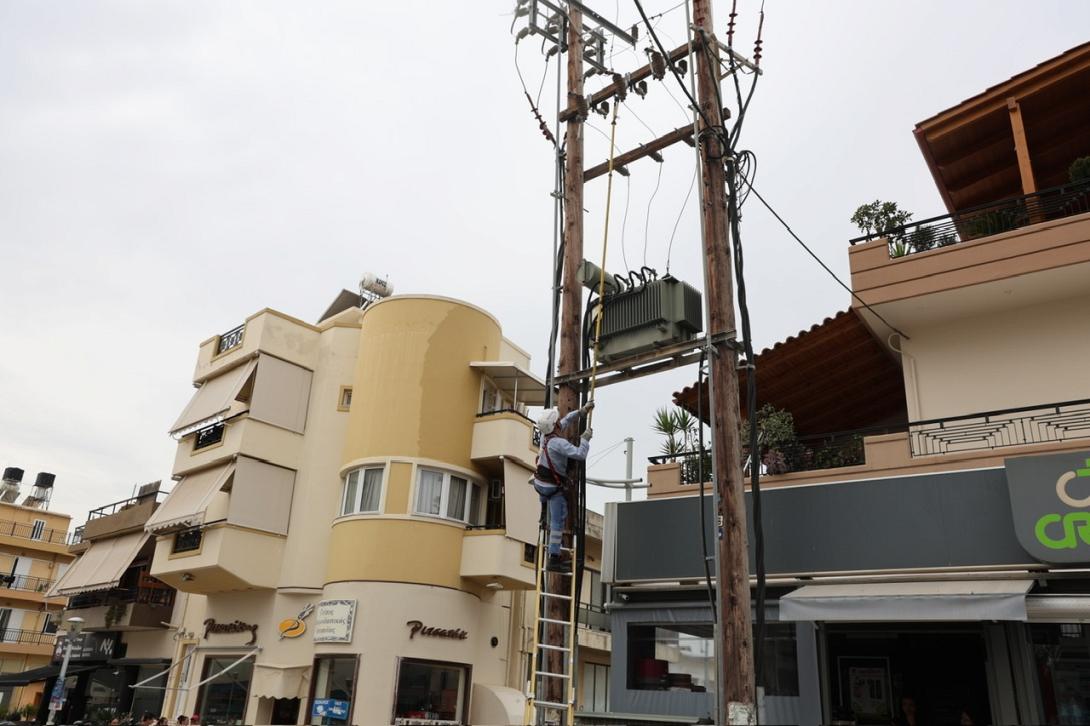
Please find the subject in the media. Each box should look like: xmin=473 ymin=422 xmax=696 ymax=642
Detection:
xmin=145 ymin=463 xmax=234 ymax=534
xmin=250 ymin=664 xmax=310 ymax=699
xmin=780 ymin=580 xmax=1033 ymax=622
xmin=470 ymin=362 xmax=547 ymax=406
xmin=503 ymin=458 xmax=538 ymax=545
xmin=169 ymin=359 xmax=257 ymax=436
xmin=48 ymin=531 xmax=150 ymax=597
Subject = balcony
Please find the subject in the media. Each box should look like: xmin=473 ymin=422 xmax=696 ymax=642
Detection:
xmin=648 ymin=398 xmax=1090 ymax=495
xmin=849 ymin=181 xmax=1090 ymax=318
xmin=0 ymin=573 xmax=55 ymax=595
xmin=64 ymin=584 xmax=176 ymax=631
xmin=150 ymin=524 xmax=285 ymax=594
xmin=81 ymin=490 xmax=166 ymax=542
xmin=173 ymin=415 xmax=305 ymax=476
xmin=470 ymin=410 xmax=541 ymax=469
xmin=459 ymin=532 xmax=535 ymax=590
xmin=0 ymin=628 xmax=56 ymax=657
xmin=0 ymin=519 xmax=69 ymax=554
xmin=193 ymin=309 xmax=320 ymax=383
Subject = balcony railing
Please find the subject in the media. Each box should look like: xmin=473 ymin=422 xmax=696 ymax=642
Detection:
xmin=216 ymin=323 xmax=245 ymax=354
xmin=86 ymin=489 xmax=167 ymax=521
xmin=650 ymin=398 xmax=1090 ymax=481
xmin=579 ymin=603 xmax=609 ymax=632
xmin=0 ymin=628 xmax=56 ymax=646
xmin=849 ymin=178 xmax=1090 ymax=254
xmin=0 ymin=573 xmax=54 ymax=594
xmin=0 ymin=519 xmax=68 ymax=545
xmin=68 ymin=525 xmax=85 ymax=545
xmin=67 ymin=584 xmax=176 ymax=611
xmin=909 ymin=398 xmax=1090 ymax=457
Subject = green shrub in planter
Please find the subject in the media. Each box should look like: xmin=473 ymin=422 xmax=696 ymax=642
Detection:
xmin=1069 ymin=156 xmax=1090 ymax=183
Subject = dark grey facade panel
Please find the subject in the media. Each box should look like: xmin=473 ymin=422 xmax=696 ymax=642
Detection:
xmin=613 ymin=467 xmax=1035 ymax=582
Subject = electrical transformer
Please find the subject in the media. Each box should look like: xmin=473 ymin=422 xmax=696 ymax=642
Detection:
xmin=594 ymin=274 xmax=703 ymax=363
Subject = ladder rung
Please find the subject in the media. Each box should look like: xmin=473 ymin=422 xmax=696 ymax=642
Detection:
xmin=539 ymin=617 xmax=572 ymax=626
xmin=536 ymin=643 xmax=571 ymax=652
xmin=541 ymin=592 xmax=572 ymax=600
xmin=535 ymin=670 xmax=571 ymax=679
xmin=533 ymin=699 xmax=572 ymax=709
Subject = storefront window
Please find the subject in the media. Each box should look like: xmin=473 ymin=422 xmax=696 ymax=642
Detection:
xmin=627 ymin=623 xmax=716 ymax=692
xmin=393 ymin=659 xmax=468 ymax=725
xmin=1031 ymin=623 xmax=1090 ymax=725
xmin=130 ymin=665 xmax=168 ymax=721
xmin=761 ymin=623 xmax=800 ymax=697
xmin=85 ymin=667 xmax=123 ymax=722
xmin=309 ymin=655 xmax=356 ymax=725
xmin=197 ymin=656 xmax=253 ymax=725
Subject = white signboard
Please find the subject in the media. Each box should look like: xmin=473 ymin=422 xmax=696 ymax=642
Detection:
xmin=313 ymin=599 xmax=357 ymax=643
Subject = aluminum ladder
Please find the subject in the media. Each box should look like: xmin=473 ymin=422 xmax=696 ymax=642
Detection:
xmin=523 ymin=527 xmax=579 ymax=726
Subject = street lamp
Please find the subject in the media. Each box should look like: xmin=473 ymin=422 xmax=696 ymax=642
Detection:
xmin=46 ymin=616 xmax=84 ymax=726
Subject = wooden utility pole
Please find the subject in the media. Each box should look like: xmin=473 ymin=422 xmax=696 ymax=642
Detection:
xmin=691 ymin=0 xmax=756 ymax=722
xmin=549 ymin=3 xmax=584 ymax=714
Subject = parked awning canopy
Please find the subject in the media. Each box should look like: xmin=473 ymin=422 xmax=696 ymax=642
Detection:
xmin=251 ymin=664 xmax=310 ymax=700
xmin=469 ymin=361 xmax=547 ymax=406
xmin=0 ymin=664 xmax=97 ymax=687
xmin=145 ymin=463 xmax=234 ymax=534
xmin=48 ymin=531 xmax=150 ymax=597
xmin=779 ymin=580 xmax=1033 ymax=622
xmin=169 ymin=358 xmax=257 ymax=436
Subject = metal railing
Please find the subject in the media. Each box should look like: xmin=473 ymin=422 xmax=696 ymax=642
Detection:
xmin=0 ymin=519 xmax=68 ymax=545
xmin=648 ymin=398 xmax=1090 ymax=480
xmin=909 ymin=398 xmax=1090 ymax=457
xmin=0 ymin=628 xmax=56 ymax=646
xmin=86 ymin=490 xmax=167 ymax=521
xmin=579 ymin=603 xmax=609 ymax=632
xmin=67 ymin=585 xmax=176 ymax=611
xmin=68 ymin=525 xmax=85 ymax=546
xmin=216 ymin=323 xmax=245 ymax=354
xmin=849 ymin=178 xmax=1090 ymax=254
xmin=0 ymin=574 xmax=54 ymax=594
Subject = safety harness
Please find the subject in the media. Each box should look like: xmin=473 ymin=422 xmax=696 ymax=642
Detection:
xmin=534 ymin=433 xmax=569 ymax=489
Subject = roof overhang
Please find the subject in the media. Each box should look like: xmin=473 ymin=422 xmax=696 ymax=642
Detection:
xmin=470 ymin=361 xmax=547 ymax=406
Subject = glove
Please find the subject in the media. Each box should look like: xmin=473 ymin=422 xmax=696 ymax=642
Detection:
xmin=581 ymin=401 xmax=595 ymax=414
xmin=582 ymin=427 xmax=593 ymax=441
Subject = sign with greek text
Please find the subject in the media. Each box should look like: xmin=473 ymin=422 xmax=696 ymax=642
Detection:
xmin=313 ymin=599 xmax=356 ymax=643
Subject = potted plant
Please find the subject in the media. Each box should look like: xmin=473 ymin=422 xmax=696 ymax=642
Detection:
xmin=1069 ymin=155 xmax=1090 ymax=183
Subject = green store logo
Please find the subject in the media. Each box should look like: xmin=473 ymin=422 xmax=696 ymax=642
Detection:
xmin=1035 ymin=458 xmax=1090 ymax=549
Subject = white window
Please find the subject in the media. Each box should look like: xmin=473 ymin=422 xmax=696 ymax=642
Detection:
xmin=414 ymin=469 xmax=483 ymax=525
xmin=581 ymin=662 xmax=610 ymax=713
xmin=341 ymin=467 xmax=384 ymax=515
xmin=29 ymin=520 xmax=45 ymax=540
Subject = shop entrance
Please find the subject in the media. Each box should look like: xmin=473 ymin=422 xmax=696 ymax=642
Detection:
xmin=823 ymin=624 xmax=992 ymax=725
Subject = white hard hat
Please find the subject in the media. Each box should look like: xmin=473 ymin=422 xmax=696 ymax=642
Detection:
xmin=536 ymin=408 xmax=560 ymax=435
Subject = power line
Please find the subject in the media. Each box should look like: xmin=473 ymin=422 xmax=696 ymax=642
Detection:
xmin=642 ymin=162 xmax=664 ymax=267
xmin=742 ymin=180 xmax=912 ymax=340
xmin=620 ymin=174 xmax=632 ymax=271
xmin=665 ymin=165 xmax=697 ymax=272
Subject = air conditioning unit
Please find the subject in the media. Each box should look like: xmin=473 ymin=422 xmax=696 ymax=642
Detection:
xmin=596 ymin=275 xmax=703 ymax=363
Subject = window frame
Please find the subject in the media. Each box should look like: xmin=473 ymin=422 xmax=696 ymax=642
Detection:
xmin=340 ymin=466 xmax=385 ymax=516
xmin=337 ymin=386 xmax=353 ymax=412
xmin=391 ymin=657 xmax=472 ymax=726
xmin=29 ymin=520 xmax=45 ymax=541
xmin=306 ymin=653 xmax=359 ymax=726
xmin=412 ymin=468 xmax=484 ymax=526
xmin=172 ymin=528 xmax=204 ymax=554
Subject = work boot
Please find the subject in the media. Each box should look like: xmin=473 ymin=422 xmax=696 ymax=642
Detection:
xmin=546 ymin=553 xmax=572 ymax=572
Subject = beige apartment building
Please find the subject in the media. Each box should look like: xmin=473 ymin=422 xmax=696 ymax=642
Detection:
xmin=0 ymin=469 xmax=73 ymax=716
xmin=85 ymin=291 xmax=612 ymax=726
xmin=603 ymin=42 xmax=1090 ymax=726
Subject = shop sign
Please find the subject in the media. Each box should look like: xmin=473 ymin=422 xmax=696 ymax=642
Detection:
xmin=313 ymin=599 xmax=357 ymax=643
xmin=278 ymin=603 xmax=315 ymax=639
xmin=311 ymin=698 xmax=349 ymax=721
xmin=203 ymin=618 xmax=259 ymax=645
xmin=406 ymin=620 xmax=468 ymax=640
xmin=1007 ymin=450 xmax=1090 ymax=563
xmin=51 ymin=632 xmax=117 ymax=663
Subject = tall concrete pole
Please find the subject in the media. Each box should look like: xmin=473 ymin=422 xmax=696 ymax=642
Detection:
xmin=691 ymin=0 xmax=756 ymax=721
xmin=624 ymin=437 xmax=634 ymax=501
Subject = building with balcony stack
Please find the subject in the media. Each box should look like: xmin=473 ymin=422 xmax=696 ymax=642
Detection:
xmin=41 ymin=483 xmax=196 ymax=724
xmin=0 ymin=468 xmax=73 ymax=717
xmin=141 ymin=289 xmax=608 ymax=726
xmin=600 ymin=42 xmax=1090 ymax=726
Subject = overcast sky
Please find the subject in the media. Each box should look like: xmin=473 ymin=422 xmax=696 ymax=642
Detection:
xmin=2 ymin=1 xmax=1087 ymax=525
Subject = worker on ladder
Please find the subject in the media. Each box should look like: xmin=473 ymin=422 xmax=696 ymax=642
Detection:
xmin=533 ymin=402 xmax=594 ymax=572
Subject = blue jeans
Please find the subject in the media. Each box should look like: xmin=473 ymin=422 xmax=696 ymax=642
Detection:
xmin=533 ymin=481 xmax=567 ymax=556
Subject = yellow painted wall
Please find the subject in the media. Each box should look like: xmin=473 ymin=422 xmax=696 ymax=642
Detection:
xmin=342 ymin=297 xmax=501 ymax=470
xmin=326 ymin=518 xmax=465 ymax=590
xmin=384 ymin=462 xmax=413 ymax=515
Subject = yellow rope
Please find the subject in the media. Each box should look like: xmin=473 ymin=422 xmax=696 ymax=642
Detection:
xmin=586 ymin=102 xmax=620 ymax=428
